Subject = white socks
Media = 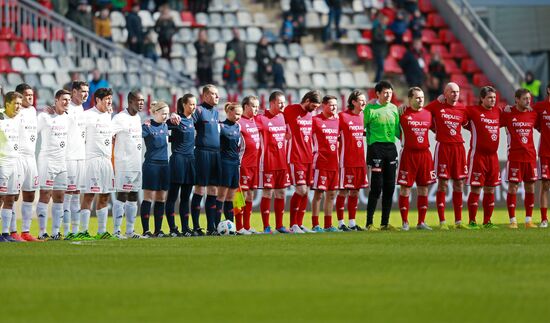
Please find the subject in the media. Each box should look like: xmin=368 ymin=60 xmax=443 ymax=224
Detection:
xmin=37 ymin=202 xmax=48 ymax=235
xmin=9 ymin=209 xmax=16 ymax=232
xmin=96 ymin=207 xmax=108 ymax=234
xmin=1 ymin=209 xmax=12 ymax=234
xmin=125 ymin=201 xmax=138 ymax=235
xmin=51 ymin=203 xmax=63 ymax=235
xmin=113 ymin=199 xmax=125 ymax=233
xmin=63 ymin=195 xmax=72 ymax=234
xmin=70 ymin=194 xmax=81 ymax=234
xmin=22 ymin=201 xmax=33 ymax=233
xmin=80 ymin=209 xmax=91 ymax=232
xmin=349 ymin=219 xmax=356 ymax=227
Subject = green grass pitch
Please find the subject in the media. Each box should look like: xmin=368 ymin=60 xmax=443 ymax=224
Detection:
xmin=1 ymin=208 xmax=550 ymax=322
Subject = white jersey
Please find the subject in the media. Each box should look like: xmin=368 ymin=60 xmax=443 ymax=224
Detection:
xmin=66 ymin=101 xmax=86 ymax=160
xmin=111 ymin=109 xmax=142 ymax=172
xmin=84 ymin=107 xmax=112 ymax=159
xmin=37 ymin=112 xmax=69 ymax=164
xmin=0 ymin=113 xmax=20 ymax=167
xmin=17 ymin=106 xmax=37 ymax=158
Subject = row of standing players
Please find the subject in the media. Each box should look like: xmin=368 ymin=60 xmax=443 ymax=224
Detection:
xmin=0 ymin=80 xmax=549 ymax=242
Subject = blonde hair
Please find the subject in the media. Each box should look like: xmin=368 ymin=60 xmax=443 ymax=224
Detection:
xmin=150 ymin=101 xmax=169 ymax=114
xmin=224 ymin=102 xmax=242 ymax=114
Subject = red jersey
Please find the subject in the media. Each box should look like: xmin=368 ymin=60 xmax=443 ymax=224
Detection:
xmin=312 ymin=114 xmax=339 ymax=170
xmin=284 ymin=104 xmax=313 ymax=164
xmin=256 ymin=110 xmax=287 ymax=171
xmin=399 ymin=107 xmax=432 ymax=151
xmin=338 ymin=110 xmax=365 ymax=168
xmin=424 ymin=101 xmax=467 ymax=143
xmin=534 ymin=101 xmax=550 ymax=158
xmin=501 ymin=106 xmax=538 ymax=162
xmin=465 ymin=105 xmax=501 ymax=154
xmin=238 ymin=116 xmax=260 ymax=168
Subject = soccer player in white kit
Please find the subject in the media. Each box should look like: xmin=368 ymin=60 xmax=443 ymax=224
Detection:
xmin=0 ymin=92 xmax=23 ymax=242
xmin=63 ymin=81 xmax=89 ymax=240
xmin=36 ymin=90 xmax=70 ymax=240
xmin=75 ymin=88 xmax=116 ymax=240
xmin=111 ymin=90 xmax=145 ymax=239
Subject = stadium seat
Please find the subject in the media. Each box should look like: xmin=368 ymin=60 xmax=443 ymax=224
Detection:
xmin=96 ymin=57 xmax=110 ymax=71
xmin=247 ymin=27 xmax=262 ymax=43
xmin=305 ymin=12 xmax=321 ymax=28
xmin=426 ymin=13 xmax=447 ymax=29
xmin=195 ymin=12 xmax=209 ymax=26
xmin=362 ymin=29 xmax=371 ymax=42
xmin=207 ymin=28 xmax=220 ymax=43
xmin=55 ymin=70 xmax=70 ymax=86
xmin=298 ymin=56 xmax=314 ymax=72
xmin=6 ymin=72 xmax=22 ymax=85
xmin=0 ymin=58 xmax=15 ymax=73
xmin=421 ymin=29 xmax=441 ymax=44
xmin=353 ymin=14 xmax=371 ymax=29
xmin=180 ymin=11 xmax=196 ymax=26
xmin=236 ymin=11 xmax=252 ymax=27
xmin=185 ymin=57 xmax=197 ymax=74
xmin=380 ymin=7 xmax=396 ymax=24
xmin=209 ymin=13 xmax=223 ymax=27
xmin=58 ymin=56 xmax=75 ymax=71
xmin=389 ymin=44 xmax=407 ymax=60
xmin=298 ymin=74 xmax=312 ymax=88
xmin=353 ymin=71 xmax=369 ymax=85
xmin=285 ymin=71 xmax=299 ymax=88
xmin=328 ymin=57 xmax=346 ymax=71
xmin=450 ymin=42 xmax=469 ymax=59
xmin=356 ymin=44 xmax=372 ymax=60
xmin=0 ymin=27 xmax=17 ymax=40
xmin=419 ymin=0 xmax=435 ymax=13
xmin=442 ymin=59 xmax=461 ymax=74
xmin=35 ymin=26 xmax=50 ymax=41
xmin=339 ymin=71 xmax=355 ymax=88
xmin=11 ymin=57 xmax=29 ymax=72
xmin=430 ymin=44 xmax=451 ymax=58
xmin=450 ymin=73 xmax=471 ymax=89
xmin=24 ymin=73 xmax=40 ymax=87
xmin=139 ymin=10 xmax=155 ymax=28
xmin=40 ymin=73 xmax=57 ymax=89
xmin=439 ymin=29 xmax=458 ymax=43
xmin=253 ymin=13 xmax=269 ymax=26
xmin=170 ymin=43 xmax=185 ymax=58
xmin=473 ymin=73 xmax=491 ymax=87
xmin=313 ymin=0 xmax=330 ymax=14
xmin=384 ymin=56 xmax=403 ymax=74
xmin=110 ymin=10 xmax=126 ymax=27
xmin=274 ymin=43 xmax=289 ymax=58
xmin=325 ymin=72 xmax=339 ymax=89
xmin=0 ymin=40 xmax=13 ymax=57
xmin=50 ymin=41 xmax=66 ymax=56
xmin=42 ymin=57 xmax=59 ymax=72
xmin=312 ymin=73 xmax=327 ymax=88
xmin=21 ymin=24 xmax=34 ymax=40
xmin=461 ymin=58 xmax=481 ymax=74
xmin=224 ymin=13 xmax=237 ymax=27
xmin=402 ymin=29 xmax=412 ymax=43
xmin=313 ymin=57 xmax=328 ymax=71
xmin=288 ymin=43 xmax=302 ymax=58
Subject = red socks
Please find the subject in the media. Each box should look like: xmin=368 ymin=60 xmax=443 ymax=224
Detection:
xmin=436 ymin=191 xmax=446 ymax=222
xmin=507 ymin=193 xmax=516 ymax=219
xmin=243 ymin=201 xmax=252 ymax=230
xmin=312 ymin=215 xmax=319 ymax=228
xmin=452 ymin=191 xmax=463 ymax=223
xmin=289 ymin=193 xmax=301 ymax=226
xmin=542 ymin=208 xmax=548 ymax=222
xmin=525 ymin=192 xmax=535 ymax=218
xmin=336 ymin=195 xmax=345 ymax=221
xmin=348 ymin=195 xmax=358 ymax=220
xmin=468 ymin=192 xmax=480 ymax=223
xmin=482 ymin=193 xmax=494 ymax=224
xmin=398 ymin=195 xmax=409 ymax=223
xmin=234 ymin=207 xmax=243 ymax=231
xmin=274 ymin=198 xmax=285 ymax=229
xmin=324 ymin=215 xmax=332 ymax=229
xmin=417 ymin=195 xmax=428 ymax=225
xmin=297 ymin=195 xmax=308 ymax=226
xmin=260 ymin=197 xmax=271 ymax=228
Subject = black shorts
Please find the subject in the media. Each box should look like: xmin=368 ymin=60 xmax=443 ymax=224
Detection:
xmin=142 ymin=160 xmax=170 ymax=191
xmin=194 ymin=149 xmax=221 ymax=186
xmin=219 ymin=160 xmax=240 ymax=189
xmin=169 ymin=153 xmax=195 ymax=185
xmin=366 ymin=142 xmax=398 ymax=173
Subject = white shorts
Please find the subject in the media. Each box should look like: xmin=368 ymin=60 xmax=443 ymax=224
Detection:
xmin=66 ymin=159 xmax=86 ymax=192
xmin=38 ymin=160 xmax=68 ymax=191
xmin=0 ymin=164 xmax=21 ymax=195
xmin=84 ymin=157 xmax=115 ymax=194
xmin=19 ymin=156 xmax=39 ymax=191
xmin=115 ymin=170 xmax=142 ymax=192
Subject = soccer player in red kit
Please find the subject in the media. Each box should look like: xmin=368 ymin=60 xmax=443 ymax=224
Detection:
xmin=501 ymin=88 xmax=538 ymax=229
xmin=464 ymin=86 xmax=501 ymax=229
xmin=534 ymin=83 xmax=550 ymax=228
xmin=425 ymin=82 xmax=468 ymax=230
xmin=336 ymin=90 xmax=368 ymax=231
xmin=235 ymin=95 xmax=261 ymax=235
xmin=311 ymin=95 xmax=340 ymax=232
xmin=397 ymin=87 xmax=435 ymax=231
xmin=284 ymin=90 xmax=322 ymax=234
xmin=257 ymin=91 xmax=290 ymax=234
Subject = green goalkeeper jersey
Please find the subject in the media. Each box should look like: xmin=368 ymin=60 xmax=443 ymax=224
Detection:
xmin=363 ymin=101 xmax=400 ymax=145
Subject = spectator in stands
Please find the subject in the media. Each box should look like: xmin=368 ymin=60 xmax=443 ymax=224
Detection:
xmin=54 ymin=0 xmax=69 ymax=16
xmin=195 ymin=29 xmax=214 ymax=85
xmin=522 ymin=71 xmax=543 ymax=102
xmin=66 ymin=0 xmax=94 ymax=32
xmin=256 ymin=36 xmax=272 ymax=89
xmin=426 ymin=52 xmax=447 ymax=101
xmin=63 ymin=71 xmax=83 ymax=91
xmin=226 ymin=28 xmax=247 ymax=77
xmin=280 ymin=13 xmax=294 ymax=44
xmin=84 ymin=69 xmax=110 ymax=109
xmin=143 ymin=30 xmax=159 ymax=62
xmin=323 ymin=0 xmax=343 ymax=42
xmin=395 ymin=0 xmax=419 ymax=15
xmin=111 ymin=0 xmax=127 ymax=11
xmin=187 ymin=0 xmax=210 ymax=15
xmin=400 ymin=38 xmax=426 ymax=87
xmin=409 ymin=9 xmax=425 ymax=39
xmin=290 ymin=0 xmax=306 ymax=43
xmin=389 ymin=10 xmax=408 ymax=44
xmin=272 ymin=56 xmax=286 ymax=89
xmin=154 ymin=3 xmax=176 ymax=60
xmin=94 ymin=7 xmax=112 ymax=41
xmin=222 ymin=50 xmax=242 ymax=95
xmin=126 ymin=2 xmax=144 ymax=54
xmin=371 ymin=11 xmax=388 ymax=82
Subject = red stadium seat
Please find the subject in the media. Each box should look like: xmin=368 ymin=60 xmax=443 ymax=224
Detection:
xmin=384 ymin=56 xmax=403 ymax=74
xmin=419 ymin=0 xmax=435 ymax=13
xmin=362 ymin=29 xmax=371 ymax=41
xmin=439 ymin=29 xmax=458 ymax=43
xmin=0 ymin=58 xmax=15 ymax=73
xmin=430 ymin=44 xmax=451 ymax=58
xmin=473 ymin=73 xmax=492 ymax=87
xmin=181 ymin=11 xmax=196 ymax=26
xmin=426 ymin=13 xmax=447 ymax=29
xmin=421 ymin=29 xmax=441 ymax=44
xmin=35 ymin=26 xmax=50 ymax=41
xmin=389 ymin=44 xmax=407 ymax=60
xmin=13 ymin=41 xmax=32 ymax=57
xmin=356 ymin=44 xmax=372 ymax=60
xmin=380 ymin=7 xmax=396 ymax=24
xmin=450 ymin=42 xmax=468 ymax=58
xmin=21 ymin=24 xmax=34 ymax=40
xmin=0 ymin=27 xmax=17 ymax=40
xmin=450 ymin=73 xmax=471 ymax=89
xmin=460 ymin=88 xmax=475 ymax=105
xmin=384 ymin=29 xmax=395 ymax=42
xmin=402 ymin=29 xmax=412 ymax=43
xmin=51 ymin=26 xmax=65 ymax=40
xmin=0 ymin=40 xmax=13 ymax=57
xmin=443 ymin=59 xmax=461 ymax=74
xmin=461 ymin=58 xmax=481 ymax=74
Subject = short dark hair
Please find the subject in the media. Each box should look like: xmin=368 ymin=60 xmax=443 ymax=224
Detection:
xmin=94 ymin=88 xmax=113 ymax=102
xmin=72 ymin=81 xmax=89 ymax=91
xmin=479 ymin=86 xmax=496 ymax=99
xmin=177 ymin=93 xmax=195 ymax=114
xmin=15 ymin=83 xmax=32 ymax=94
xmin=5 ymin=91 xmax=23 ymax=104
xmin=241 ymin=95 xmax=258 ymax=108
xmin=407 ymin=87 xmax=423 ymax=98
xmin=301 ymin=90 xmax=321 ymax=104
xmin=347 ymin=90 xmax=364 ymax=110
xmin=515 ymin=88 xmax=530 ymax=99
xmin=322 ymin=95 xmax=337 ymax=104
xmin=269 ymin=91 xmax=285 ymax=103
xmin=375 ymin=80 xmax=393 ymax=93
xmin=55 ymin=89 xmax=71 ymax=99
xmin=127 ymin=90 xmax=142 ymax=103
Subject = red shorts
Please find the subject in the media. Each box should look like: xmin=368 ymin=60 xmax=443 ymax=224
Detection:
xmin=289 ymin=163 xmax=313 ymax=186
xmin=434 ymin=143 xmax=468 ymax=180
xmin=538 ymin=156 xmax=550 ymax=180
xmin=259 ymin=169 xmax=290 ymax=189
xmin=467 ymin=152 xmax=501 ymax=187
xmin=239 ymin=166 xmax=258 ymax=190
xmin=339 ymin=166 xmax=369 ymax=189
xmin=312 ymin=169 xmax=339 ymax=191
xmin=397 ymin=149 xmax=436 ymax=187
xmin=506 ymin=160 xmax=538 ymax=183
